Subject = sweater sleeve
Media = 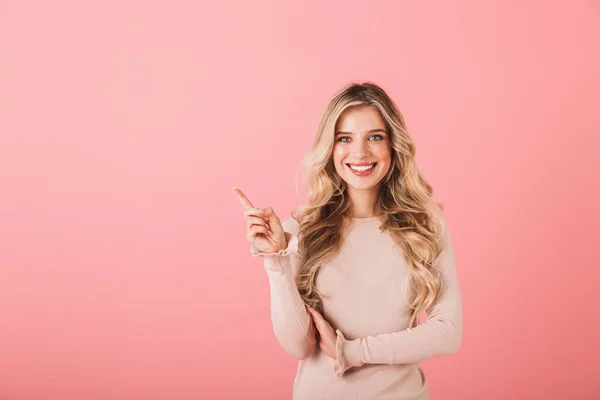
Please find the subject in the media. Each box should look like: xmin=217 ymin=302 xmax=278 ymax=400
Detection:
xmin=251 ymin=217 xmax=317 ymax=360
xmin=333 ymin=213 xmax=463 ymax=377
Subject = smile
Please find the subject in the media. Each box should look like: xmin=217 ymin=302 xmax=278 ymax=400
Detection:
xmin=346 ymin=163 xmax=377 ymax=176
xmin=347 ymin=163 xmax=376 ymax=171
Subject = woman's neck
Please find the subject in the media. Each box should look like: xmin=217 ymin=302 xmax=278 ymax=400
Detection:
xmin=347 ymin=186 xmax=381 ymax=217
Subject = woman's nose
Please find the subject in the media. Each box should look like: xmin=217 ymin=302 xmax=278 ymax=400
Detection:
xmin=351 ymin=141 xmax=369 ymax=157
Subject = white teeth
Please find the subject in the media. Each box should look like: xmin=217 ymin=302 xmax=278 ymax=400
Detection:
xmin=349 ymin=164 xmax=374 ymax=171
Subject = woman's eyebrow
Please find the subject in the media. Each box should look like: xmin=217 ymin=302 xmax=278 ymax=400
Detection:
xmin=335 ymin=129 xmax=387 ymax=135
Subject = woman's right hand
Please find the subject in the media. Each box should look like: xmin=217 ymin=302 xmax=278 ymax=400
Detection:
xmin=233 ymin=187 xmax=287 ymax=254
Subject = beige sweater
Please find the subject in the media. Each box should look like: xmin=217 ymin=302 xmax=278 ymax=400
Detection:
xmin=251 ymin=214 xmax=463 ymax=400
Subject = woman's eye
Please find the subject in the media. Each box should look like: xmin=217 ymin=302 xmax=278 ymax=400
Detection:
xmin=337 ymin=135 xmax=383 ymax=143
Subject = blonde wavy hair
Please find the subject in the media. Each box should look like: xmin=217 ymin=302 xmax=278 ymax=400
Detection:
xmin=294 ymin=82 xmax=449 ymax=329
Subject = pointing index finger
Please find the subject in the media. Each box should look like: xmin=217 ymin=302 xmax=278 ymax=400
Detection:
xmin=233 ymin=187 xmax=254 ymax=209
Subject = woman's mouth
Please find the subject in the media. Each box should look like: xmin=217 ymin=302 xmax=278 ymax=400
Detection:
xmin=346 ymin=163 xmax=377 ymax=177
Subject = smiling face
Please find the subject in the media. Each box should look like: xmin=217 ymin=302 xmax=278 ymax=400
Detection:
xmin=332 ymin=106 xmax=392 ymax=197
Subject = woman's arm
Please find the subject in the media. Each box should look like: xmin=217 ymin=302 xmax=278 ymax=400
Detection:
xmin=252 ymin=217 xmax=317 ymax=360
xmin=333 ymin=215 xmax=463 ymax=376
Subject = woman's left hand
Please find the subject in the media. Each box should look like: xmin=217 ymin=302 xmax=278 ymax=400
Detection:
xmin=306 ymin=304 xmax=337 ymax=359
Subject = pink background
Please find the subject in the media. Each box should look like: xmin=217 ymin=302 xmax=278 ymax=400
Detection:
xmin=1 ymin=1 xmax=599 ymax=399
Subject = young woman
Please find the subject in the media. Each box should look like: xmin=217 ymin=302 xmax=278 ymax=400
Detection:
xmin=233 ymin=82 xmax=463 ymax=400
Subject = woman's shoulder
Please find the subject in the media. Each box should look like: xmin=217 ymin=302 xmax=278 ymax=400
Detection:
xmin=426 ymin=198 xmax=452 ymax=248
xmin=427 ymin=198 xmax=446 ymax=222
xmin=280 ymin=204 xmax=304 ymax=234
